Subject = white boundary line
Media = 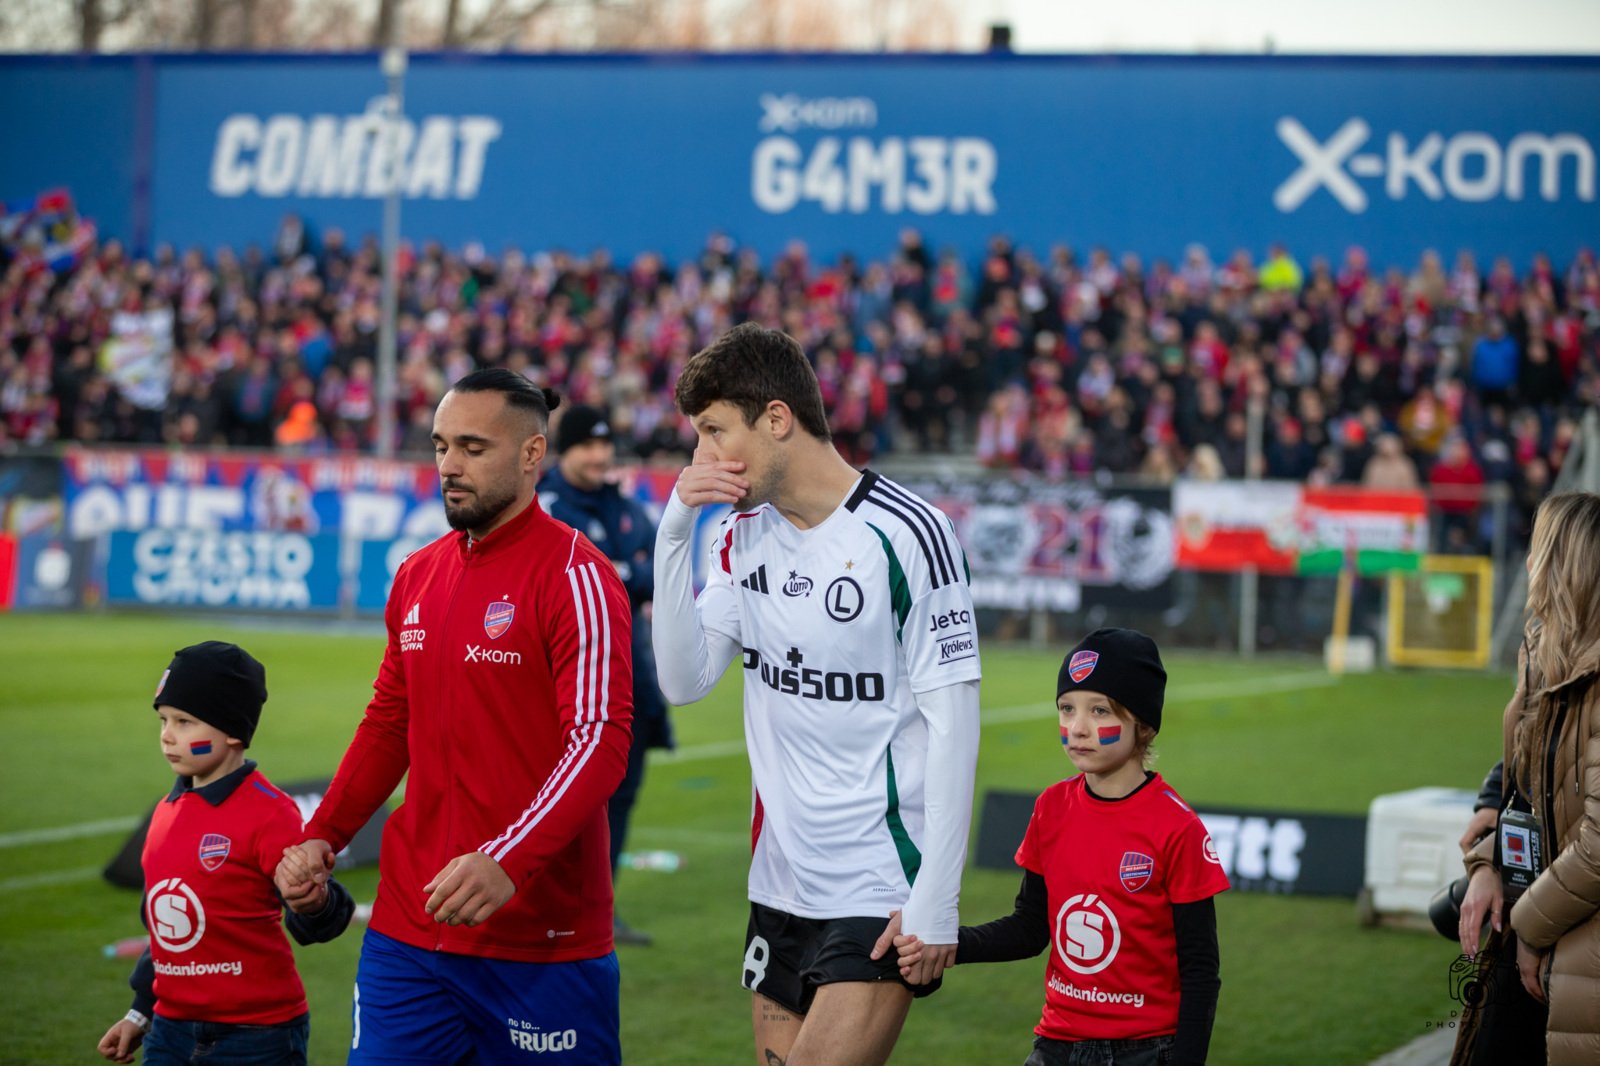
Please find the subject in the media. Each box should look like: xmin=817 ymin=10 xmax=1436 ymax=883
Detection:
xmin=659 ymin=670 xmax=1338 ymax=761
xmin=0 ymin=671 xmax=1337 ymax=894
xmin=0 ymin=816 xmax=141 ymax=849
xmin=0 ymin=865 xmax=106 ymax=892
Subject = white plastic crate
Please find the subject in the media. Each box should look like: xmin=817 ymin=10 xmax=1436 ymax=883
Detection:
xmin=1362 ymin=787 xmax=1478 ymax=923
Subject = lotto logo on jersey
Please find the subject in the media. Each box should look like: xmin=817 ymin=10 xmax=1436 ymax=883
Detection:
xmin=147 ymin=877 xmax=207 ymax=952
xmin=1055 ymin=893 xmax=1121 ymax=975
xmin=1118 ymin=852 xmax=1154 ymax=893
xmin=197 ymin=834 xmax=231 ymax=871
xmin=1067 ymin=650 xmax=1099 ymax=683
xmin=484 ymin=599 xmax=516 ymax=640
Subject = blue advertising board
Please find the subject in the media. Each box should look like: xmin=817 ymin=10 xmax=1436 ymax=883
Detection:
xmin=61 ymin=447 xmax=448 ymax=542
xmin=104 ymin=528 xmax=343 ymax=611
xmin=3 ymin=53 xmax=1596 ymax=268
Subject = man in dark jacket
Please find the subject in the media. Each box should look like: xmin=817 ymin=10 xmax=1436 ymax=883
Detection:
xmin=541 ymin=405 xmax=675 ymax=946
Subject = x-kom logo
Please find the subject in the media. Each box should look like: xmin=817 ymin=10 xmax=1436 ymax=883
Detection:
xmin=1055 ymin=893 xmax=1121 ymax=975
xmin=1274 ymin=116 xmax=1596 ymax=213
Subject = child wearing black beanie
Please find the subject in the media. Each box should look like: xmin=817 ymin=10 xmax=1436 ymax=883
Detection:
xmin=886 ymin=628 xmax=1230 ymax=1066
xmin=97 ymin=641 xmax=353 ymax=1066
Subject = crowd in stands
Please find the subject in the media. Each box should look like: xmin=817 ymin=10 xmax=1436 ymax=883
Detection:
xmin=3 ymin=212 xmax=1596 ymax=553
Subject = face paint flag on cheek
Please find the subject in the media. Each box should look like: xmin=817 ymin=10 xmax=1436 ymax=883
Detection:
xmin=189 ymin=740 xmax=213 ymax=756
xmin=1097 ymin=726 xmax=1122 ymax=746
xmin=1060 ymin=728 xmax=1072 ymax=747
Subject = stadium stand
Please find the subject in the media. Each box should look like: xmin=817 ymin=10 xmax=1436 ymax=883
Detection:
xmin=3 ymin=216 xmax=1595 ymax=558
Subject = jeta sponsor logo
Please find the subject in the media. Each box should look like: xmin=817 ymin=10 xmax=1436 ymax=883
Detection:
xmin=927 ymin=608 xmax=971 ymax=633
xmin=1275 ymin=117 xmax=1595 ymax=213
xmin=210 ymin=99 xmax=502 ymax=200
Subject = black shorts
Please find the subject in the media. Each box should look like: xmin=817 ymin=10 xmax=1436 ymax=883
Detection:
xmin=739 ymin=902 xmax=941 ymax=1016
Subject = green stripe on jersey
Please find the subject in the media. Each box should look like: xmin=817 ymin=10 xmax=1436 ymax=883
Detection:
xmin=867 ymin=523 xmax=912 ymax=641
xmin=884 ymin=748 xmax=922 ymax=886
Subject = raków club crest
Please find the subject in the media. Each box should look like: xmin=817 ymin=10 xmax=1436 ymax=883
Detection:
xmin=484 ymin=600 xmax=516 ymax=640
xmin=198 ymin=833 xmax=231 ymax=872
xmin=1118 ymin=851 xmax=1154 ymax=893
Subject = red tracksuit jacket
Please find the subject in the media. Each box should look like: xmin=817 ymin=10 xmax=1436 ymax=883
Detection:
xmin=307 ymin=497 xmax=633 ymax=962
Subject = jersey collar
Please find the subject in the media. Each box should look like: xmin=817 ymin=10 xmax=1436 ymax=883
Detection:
xmin=165 ymin=759 xmax=258 ymax=807
xmin=460 ymin=495 xmax=544 ymax=560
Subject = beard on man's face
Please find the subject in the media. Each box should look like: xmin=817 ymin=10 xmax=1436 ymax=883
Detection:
xmin=731 ymin=452 xmax=782 ymax=513
xmin=442 ymin=479 xmax=520 ymax=533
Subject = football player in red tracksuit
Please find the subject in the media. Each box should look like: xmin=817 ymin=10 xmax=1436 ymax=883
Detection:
xmin=275 ymin=369 xmax=634 ymax=1065
xmin=98 ymin=641 xmax=354 ymax=1066
xmin=887 ymin=628 xmax=1229 ymax=1066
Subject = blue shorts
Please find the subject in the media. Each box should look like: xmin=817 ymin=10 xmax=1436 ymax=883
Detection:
xmin=349 ymin=929 xmax=620 ymax=1065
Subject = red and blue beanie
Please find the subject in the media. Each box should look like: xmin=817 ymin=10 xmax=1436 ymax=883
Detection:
xmin=153 ymin=641 xmax=268 ymax=748
xmin=1056 ymin=627 xmax=1166 ymax=732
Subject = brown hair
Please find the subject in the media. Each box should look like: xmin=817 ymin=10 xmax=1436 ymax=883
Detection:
xmin=675 ymin=322 xmax=831 ymax=442
xmin=1110 ymin=698 xmax=1159 ymax=768
xmin=1515 ymin=490 xmax=1600 ymax=782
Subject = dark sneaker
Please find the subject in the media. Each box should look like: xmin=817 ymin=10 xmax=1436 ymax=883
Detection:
xmin=613 ymin=917 xmax=653 ymax=947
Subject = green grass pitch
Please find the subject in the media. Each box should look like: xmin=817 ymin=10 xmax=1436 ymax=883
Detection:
xmin=0 ymin=613 xmax=1506 ymax=1064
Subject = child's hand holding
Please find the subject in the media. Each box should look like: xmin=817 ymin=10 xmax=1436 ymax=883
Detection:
xmin=96 ymin=1016 xmax=145 ymax=1063
xmin=893 ymin=932 xmax=928 ymax=978
xmin=282 ymin=879 xmax=329 ymax=914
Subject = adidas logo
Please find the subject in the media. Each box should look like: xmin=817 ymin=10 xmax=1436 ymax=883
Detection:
xmin=403 ymin=603 xmax=420 ymax=626
xmin=740 ymin=565 xmax=770 ymax=594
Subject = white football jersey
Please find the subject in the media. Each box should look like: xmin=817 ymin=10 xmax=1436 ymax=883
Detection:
xmin=695 ymin=471 xmax=982 ymax=919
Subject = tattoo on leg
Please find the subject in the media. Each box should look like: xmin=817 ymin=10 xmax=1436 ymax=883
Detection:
xmin=764 ymin=1052 xmax=786 ymax=1066
xmin=760 ymin=1001 xmax=793 ymax=1025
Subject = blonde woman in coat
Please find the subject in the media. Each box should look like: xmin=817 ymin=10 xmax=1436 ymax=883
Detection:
xmin=1462 ymin=491 xmax=1600 ymax=1065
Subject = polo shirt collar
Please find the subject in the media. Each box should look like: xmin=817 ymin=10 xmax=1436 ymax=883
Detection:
xmin=165 ymin=759 xmax=258 ymax=807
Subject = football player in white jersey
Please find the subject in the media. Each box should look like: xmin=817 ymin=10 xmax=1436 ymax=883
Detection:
xmin=653 ymin=323 xmax=983 ymax=1066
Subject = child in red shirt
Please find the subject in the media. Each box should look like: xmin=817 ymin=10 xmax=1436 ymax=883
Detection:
xmin=886 ymin=628 xmax=1228 ymax=1066
xmin=97 ymin=641 xmax=352 ymax=1065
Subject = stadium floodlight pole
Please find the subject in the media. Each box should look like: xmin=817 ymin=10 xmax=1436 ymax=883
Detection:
xmin=1239 ymin=393 xmax=1265 ymax=658
xmin=375 ymin=45 xmax=407 ymax=459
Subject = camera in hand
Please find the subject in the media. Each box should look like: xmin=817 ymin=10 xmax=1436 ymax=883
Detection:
xmin=1428 ymin=872 xmax=1472 ymax=941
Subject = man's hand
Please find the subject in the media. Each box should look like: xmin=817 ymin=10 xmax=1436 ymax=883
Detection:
xmin=424 ymin=852 xmax=514 ymax=927
xmin=1459 ymin=807 xmax=1498 ymax=853
xmin=276 ymin=839 xmax=335 ymax=909
xmin=96 ymin=1020 xmax=144 ymax=1063
xmin=673 ymin=447 xmax=747 ymax=509
xmin=869 ymin=910 xmax=903 ymax=963
xmin=1516 ymin=937 xmax=1547 ymax=1002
